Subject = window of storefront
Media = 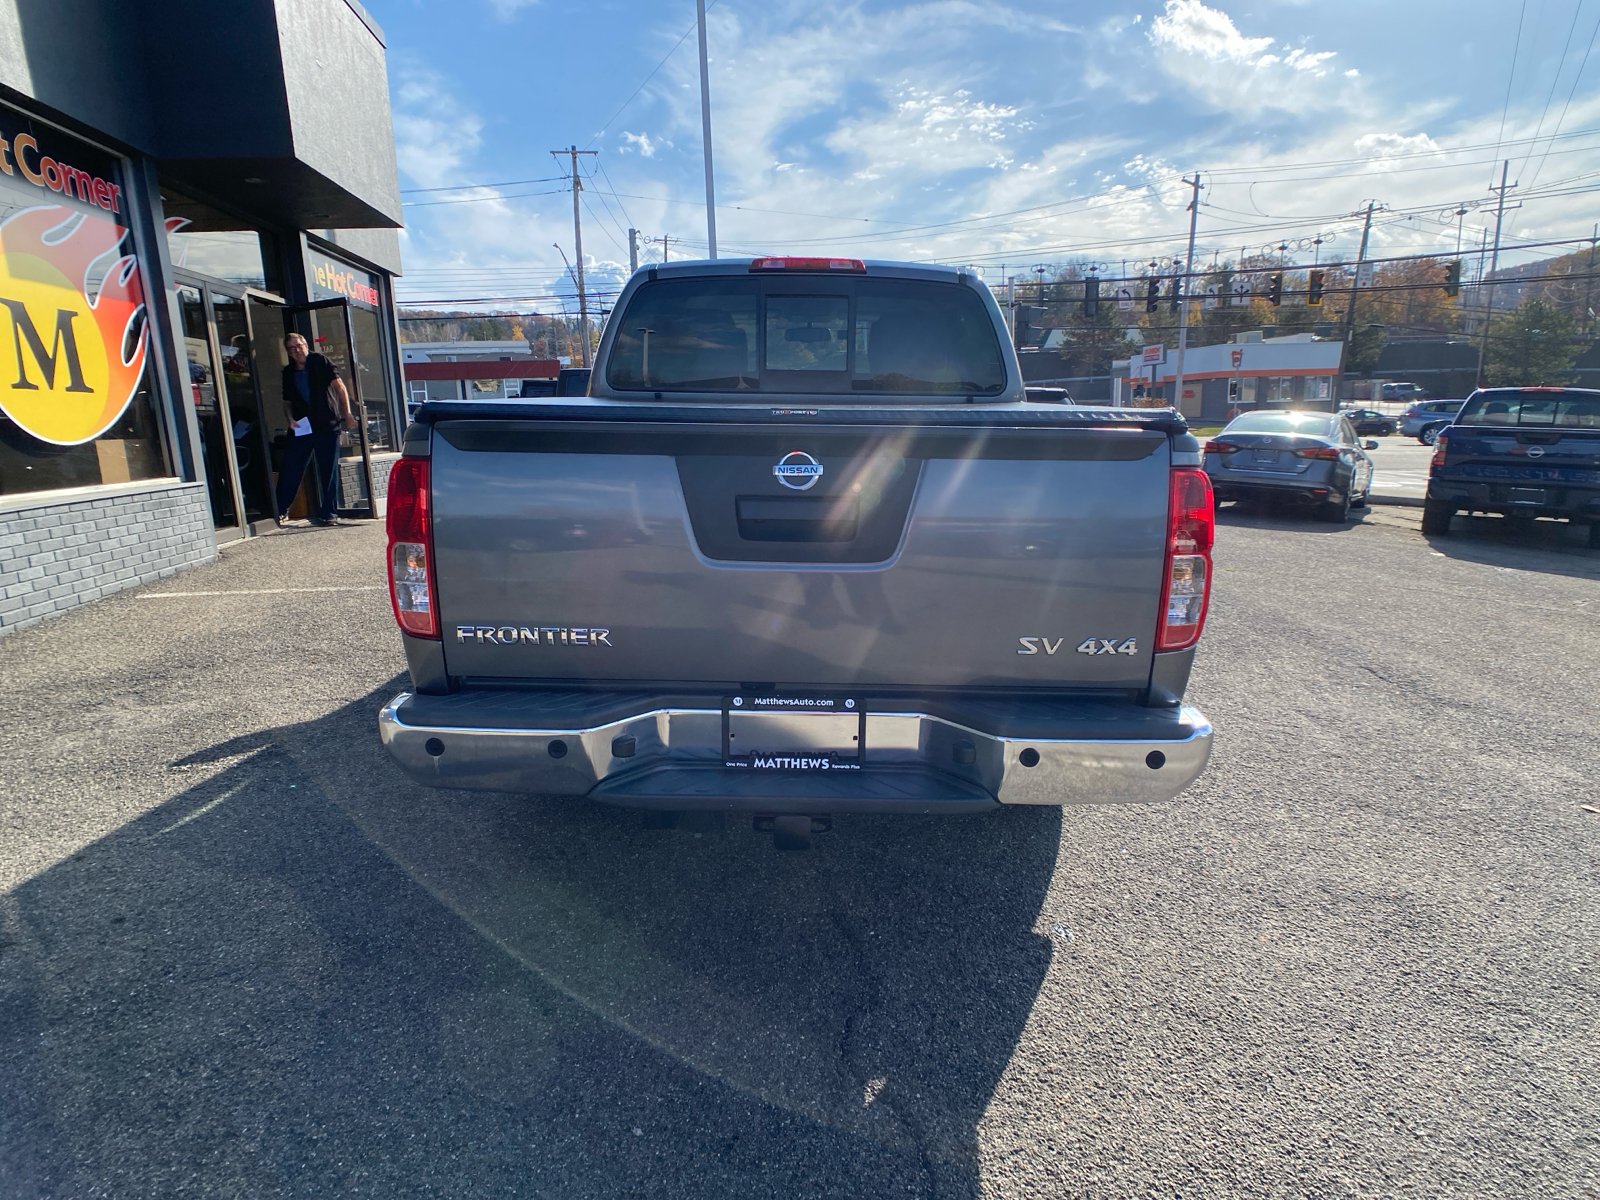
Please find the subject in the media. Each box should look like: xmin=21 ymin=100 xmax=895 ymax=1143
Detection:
xmin=160 ymin=188 xmax=279 ymax=292
xmin=0 ymin=104 xmax=171 ymax=497
xmin=306 ymin=245 xmax=398 ymax=454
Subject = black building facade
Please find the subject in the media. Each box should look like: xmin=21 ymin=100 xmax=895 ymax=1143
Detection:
xmin=0 ymin=0 xmax=405 ymax=634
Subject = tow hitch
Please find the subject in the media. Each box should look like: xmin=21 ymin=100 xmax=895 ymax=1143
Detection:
xmin=754 ymin=813 xmax=833 ymax=851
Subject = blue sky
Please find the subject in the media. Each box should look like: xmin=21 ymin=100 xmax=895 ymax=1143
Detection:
xmin=365 ymin=0 xmax=1600 ymax=315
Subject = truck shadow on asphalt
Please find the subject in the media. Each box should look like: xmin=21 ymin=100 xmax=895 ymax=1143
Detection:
xmin=1 ymin=681 xmax=1060 ymax=1198
xmin=1422 ymin=514 xmax=1600 ymax=577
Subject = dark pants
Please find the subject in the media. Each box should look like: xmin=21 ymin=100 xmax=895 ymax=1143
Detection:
xmin=275 ymin=430 xmax=341 ymax=521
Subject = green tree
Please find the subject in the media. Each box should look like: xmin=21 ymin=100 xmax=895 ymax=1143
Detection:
xmin=1485 ymin=297 xmax=1580 ymax=385
xmin=1345 ymin=323 xmax=1388 ymax=375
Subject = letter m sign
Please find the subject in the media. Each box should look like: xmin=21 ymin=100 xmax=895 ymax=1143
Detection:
xmin=2 ymin=300 xmax=93 ymax=392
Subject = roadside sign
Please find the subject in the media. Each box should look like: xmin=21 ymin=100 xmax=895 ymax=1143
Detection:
xmin=1141 ymin=344 xmax=1165 ymax=365
xmin=1231 ymin=348 xmax=1244 ymax=368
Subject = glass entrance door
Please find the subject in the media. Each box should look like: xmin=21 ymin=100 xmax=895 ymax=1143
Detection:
xmin=212 ymin=294 xmax=276 ymax=524
xmin=177 ymin=284 xmax=240 ymax=534
xmin=242 ymin=298 xmax=376 ymax=520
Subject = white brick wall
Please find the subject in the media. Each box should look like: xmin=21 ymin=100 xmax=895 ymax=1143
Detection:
xmin=0 ymin=482 xmax=215 ymax=637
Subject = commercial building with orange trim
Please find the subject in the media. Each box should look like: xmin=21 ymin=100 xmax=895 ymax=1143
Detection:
xmin=1112 ymin=332 xmax=1346 ymax=422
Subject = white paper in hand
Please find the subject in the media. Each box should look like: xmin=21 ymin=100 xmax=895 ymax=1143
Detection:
xmin=291 ymin=417 xmax=312 ymax=436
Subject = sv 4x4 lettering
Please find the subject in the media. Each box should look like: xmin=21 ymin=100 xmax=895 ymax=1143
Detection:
xmin=1016 ymin=637 xmax=1137 ymax=655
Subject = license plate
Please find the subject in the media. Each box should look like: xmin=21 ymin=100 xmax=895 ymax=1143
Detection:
xmin=1252 ymin=450 xmax=1279 ymax=464
xmin=724 ymin=694 xmax=863 ymax=769
xmin=1507 ymin=488 xmax=1545 ymax=504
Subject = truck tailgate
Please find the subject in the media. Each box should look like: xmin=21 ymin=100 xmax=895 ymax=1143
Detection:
xmin=430 ymin=418 xmax=1170 ymax=690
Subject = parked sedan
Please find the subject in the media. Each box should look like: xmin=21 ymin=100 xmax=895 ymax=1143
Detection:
xmin=1204 ymin=410 xmax=1378 ymax=522
xmin=1399 ymin=399 xmax=1465 ymax=438
xmin=1339 ymin=407 xmax=1399 ymax=436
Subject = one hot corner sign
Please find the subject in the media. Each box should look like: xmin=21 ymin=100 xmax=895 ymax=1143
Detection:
xmin=1141 ymin=344 xmax=1165 ymax=365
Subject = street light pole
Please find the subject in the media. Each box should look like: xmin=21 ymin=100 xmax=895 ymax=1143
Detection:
xmin=1171 ymin=171 xmax=1202 ymax=415
xmin=696 ymin=0 xmax=718 ymax=259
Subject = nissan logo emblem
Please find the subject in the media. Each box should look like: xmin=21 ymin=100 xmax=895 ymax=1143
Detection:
xmin=773 ymin=450 xmax=825 ymax=490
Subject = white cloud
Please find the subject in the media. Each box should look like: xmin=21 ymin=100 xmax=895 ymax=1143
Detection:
xmin=386 ymin=0 xmax=1600 ymax=310
xmin=1149 ymin=0 xmax=1273 ymax=62
xmin=619 ymin=131 xmax=657 ymax=158
xmin=485 ymin=0 xmax=538 ymax=17
xmin=392 ymin=61 xmax=484 ymax=190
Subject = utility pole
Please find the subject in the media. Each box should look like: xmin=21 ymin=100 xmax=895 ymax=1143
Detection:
xmin=696 ymin=0 xmax=718 ymax=258
xmin=1475 ymin=160 xmax=1517 ymax=389
xmin=652 ymin=234 xmax=676 ymax=262
xmin=1340 ymin=200 xmax=1379 ymax=400
xmin=551 ymin=145 xmax=597 ymax=366
xmin=1583 ymin=222 xmax=1597 ymax=335
xmin=628 ymin=227 xmax=639 ymax=274
xmin=1172 ymin=171 xmax=1202 ymax=415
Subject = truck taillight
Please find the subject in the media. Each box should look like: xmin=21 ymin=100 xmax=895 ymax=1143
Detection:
xmin=1158 ymin=468 xmax=1214 ymax=651
xmin=1430 ymin=431 xmax=1449 ymax=471
xmin=386 ymin=457 xmax=438 ymax=639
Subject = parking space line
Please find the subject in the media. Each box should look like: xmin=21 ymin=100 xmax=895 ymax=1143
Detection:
xmin=136 ymin=587 xmax=384 ymax=599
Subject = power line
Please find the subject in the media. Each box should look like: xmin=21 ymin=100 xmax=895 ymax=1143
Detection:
xmin=1518 ymin=0 xmax=1587 ymax=183
xmin=1495 ymin=0 xmax=1530 ymax=180
xmin=1529 ymin=4 xmax=1600 ymax=186
xmin=400 ymin=176 xmax=566 ymax=195
xmin=582 ymin=1 xmax=718 ymax=151
xmin=402 ymin=188 xmax=569 ymax=208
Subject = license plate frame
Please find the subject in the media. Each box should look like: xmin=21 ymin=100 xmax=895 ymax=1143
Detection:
xmin=1251 ymin=449 xmax=1279 ymax=465
xmin=723 ymin=694 xmax=865 ymax=771
xmin=1507 ymin=487 xmax=1546 ymax=504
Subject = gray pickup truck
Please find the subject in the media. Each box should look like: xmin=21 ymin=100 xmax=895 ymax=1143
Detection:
xmin=378 ymin=256 xmax=1215 ymax=848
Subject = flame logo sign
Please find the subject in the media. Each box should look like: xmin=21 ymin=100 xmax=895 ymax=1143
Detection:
xmin=0 ymin=204 xmax=148 ymax=445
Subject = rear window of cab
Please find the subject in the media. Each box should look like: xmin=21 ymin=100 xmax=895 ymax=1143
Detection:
xmin=604 ymin=277 xmax=1007 ymax=398
xmin=1458 ymin=390 xmax=1600 ymax=428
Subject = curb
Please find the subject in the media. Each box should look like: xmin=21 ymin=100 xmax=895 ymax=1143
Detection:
xmin=1369 ymin=494 xmax=1425 ymax=508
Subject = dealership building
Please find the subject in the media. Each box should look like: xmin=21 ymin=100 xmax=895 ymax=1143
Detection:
xmin=0 ymin=0 xmax=406 ymax=635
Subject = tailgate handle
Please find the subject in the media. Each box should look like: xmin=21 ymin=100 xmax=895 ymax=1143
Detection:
xmin=736 ymin=495 xmax=859 ymax=542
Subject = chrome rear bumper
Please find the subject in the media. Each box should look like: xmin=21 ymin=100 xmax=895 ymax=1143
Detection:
xmin=378 ymin=692 xmax=1213 ymax=813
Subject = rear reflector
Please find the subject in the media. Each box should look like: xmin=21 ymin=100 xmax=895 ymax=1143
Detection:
xmin=386 ymin=457 xmax=438 ymax=639
xmin=749 ymin=256 xmax=866 ymax=272
xmin=1157 ymin=468 xmax=1214 ymax=652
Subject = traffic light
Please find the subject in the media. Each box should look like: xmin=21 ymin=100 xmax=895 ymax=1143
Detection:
xmin=1169 ymin=274 xmax=1182 ymax=313
xmin=1307 ymin=269 xmax=1325 ymax=306
xmin=1268 ymin=273 xmax=1284 ymax=307
xmin=1444 ymin=260 xmax=1462 ymax=297
xmin=1083 ymin=275 xmax=1099 ymax=317
xmin=1145 ymin=278 xmax=1160 ymax=312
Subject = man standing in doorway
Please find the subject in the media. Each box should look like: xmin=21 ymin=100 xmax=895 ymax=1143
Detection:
xmin=275 ymin=332 xmax=357 ymax=527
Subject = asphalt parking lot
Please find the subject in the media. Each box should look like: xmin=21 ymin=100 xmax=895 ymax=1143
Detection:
xmin=1363 ymin=436 xmax=1433 ymax=503
xmin=2 ymin=512 xmax=1597 ymax=1198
